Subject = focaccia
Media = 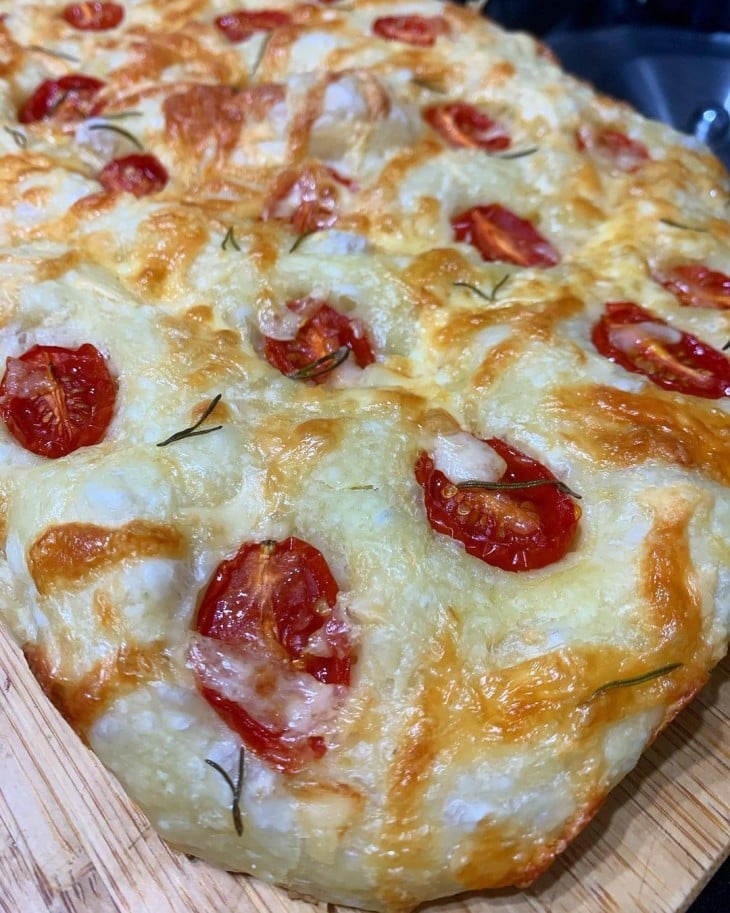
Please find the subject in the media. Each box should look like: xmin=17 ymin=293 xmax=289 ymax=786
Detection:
xmin=0 ymin=1 xmax=727 ymax=910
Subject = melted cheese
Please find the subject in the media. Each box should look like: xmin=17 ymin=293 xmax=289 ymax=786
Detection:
xmin=0 ymin=1 xmax=726 ymax=911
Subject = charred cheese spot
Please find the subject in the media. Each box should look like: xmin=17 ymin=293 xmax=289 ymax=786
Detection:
xmin=551 ymin=385 xmax=730 ymax=485
xmin=133 ymin=208 xmax=209 ymax=298
xmin=400 ymin=247 xmax=476 ymax=311
xmin=163 ymin=308 xmax=249 ymax=388
xmin=110 ymin=30 xmax=238 ymax=87
xmin=23 ymin=640 xmax=170 ymax=739
xmin=28 ymin=521 xmax=186 ymax=597
xmin=262 ymin=417 xmax=345 ymax=501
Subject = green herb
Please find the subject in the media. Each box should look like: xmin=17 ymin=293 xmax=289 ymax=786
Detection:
xmin=221 ymin=226 xmax=241 ymax=251
xmin=27 ymin=44 xmax=80 ymax=63
xmin=455 ymin=478 xmax=582 ymax=500
xmin=156 ymin=394 xmax=223 ymax=447
xmin=288 ymin=346 xmax=350 ymax=380
xmin=412 ymin=78 xmax=447 ymax=94
xmin=723 ymin=340 xmax=730 ymax=351
xmin=453 ymin=274 xmax=510 ymax=302
xmin=205 ymin=747 xmax=245 ymax=837
xmin=496 ymin=147 xmax=539 ymax=160
xmin=251 ymin=32 xmax=273 ymax=77
xmin=592 ymin=662 xmax=682 ymax=698
xmin=659 ymin=219 xmax=708 ymax=233
xmin=88 ymin=122 xmax=143 ymax=150
xmin=3 ymin=126 xmax=27 ymax=149
xmin=101 ymin=110 xmax=143 ymax=121
xmin=289 ymin=229 xmax=318 ymax=253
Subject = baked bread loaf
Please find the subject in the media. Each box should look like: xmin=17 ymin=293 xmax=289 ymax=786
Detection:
xmin=0 ymin=2 xmax=727 ymax=910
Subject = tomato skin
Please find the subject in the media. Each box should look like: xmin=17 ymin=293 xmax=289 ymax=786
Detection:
xmin=98 ymin=154 xmax=168 ymax=197
xmin=372 ymin=15 xmax=450 ymax=47
xmin=592 ymin=301 xmax=730 ymax=398
xmin=18 ymin=74 xmax=105 ymax=124
xmin=194 ymin=537 xmax=353 ymax=771
xmin=423 ymin=103 xmax=510 ymax=152
xmin=264 ymin=302 xmax=375 ymax=383
xmin=656 ymin=264 xmax=730 ymax=311
xmin=214 ymin=8 xmax=291 ymax=43
xmin=415 ymin=438 xmax=580 ymax=572
xmin=262 ymin=164 xmax=353 ymax=234
xmin=576 ymin=126 xmax=650 ymax=173
xmin=62 ymin=2 xmax=124 ymax=30
xmin=452 ymin=204 xmax=560 ymax=268
xmin=0 ymin=344 xmax=116 ymax=458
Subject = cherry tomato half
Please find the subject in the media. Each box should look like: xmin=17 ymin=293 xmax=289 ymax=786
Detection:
xmin=415 ymin=438 xmax=580 ymax=572
xmin=423 ymin=102 xmax=510 ymax=152
xmin=0 ymin=344 xmax=116 ymax=458
xmin=62 ymin=2 xmax=124 ymax=30
xmin=98 ymin=154 xmax=168 ymax=197
xmin=592 ymin=301 xmax=730 ymax=398
xmin=214 ymin=8 xmax=291 ymax=43
xmin=262 ymin=164 xmax=353 ymax=234
xmin=194 ymin=537 xmax=353 ymax=771
xmin=452 ymin=204 xmax=560 ymax=268
xmin=576 ymin=126 xmax=650 ymax=173
xmin=656 ymin=264 xmax=730 ymax=311
xmin=18 ymin=74 xmax=105 ymax=124
xmin=372 ymin=14 xmax=450 ymax=47
xmin=264 ymin=302 xmax=375 ymax=382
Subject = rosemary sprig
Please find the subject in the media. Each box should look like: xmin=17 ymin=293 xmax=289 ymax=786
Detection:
xmin=722 ymin=340 xmax=729 ymax=351
xmin=221 ymin=226 xmax=241 ymax=251
xmin=659 ymin=218 xmax=708 ymax=233
xmin=455 ymin=478 xmax=582 ymax=500
xmin=27 ymin=44 xmax=80 ymax=62
xmin=288 ymin=346 xmax=350 ymax=380
xmin=3 ymin=126 xmax=27 ymax=149
xmin=289 ymin=229 xmax=318 ymax=253
xmin=592 ymin=663 xmax=682 ymax=698
xmin=412 ymin=77 xmax=447 ymax=94
xmin=496 ymin=147 xmax=538 ymax=160
xmin=205 ymin=747 xmax=245 ymax=837
xmin=251 ymin=32 xmax=273 ymax=77
xmin=156 ymin=394 xmax=223 ymax=447
xmin=101 ymin=110 xmax=143 ymax=121
xmin=453 ymin=274 xmax=510 ymax=302
xmin=88 ymin=122 xmax=143 ymax=150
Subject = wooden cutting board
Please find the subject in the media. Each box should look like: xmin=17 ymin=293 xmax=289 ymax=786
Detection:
xmin=1 ymin=622 xmax=727 ymax=913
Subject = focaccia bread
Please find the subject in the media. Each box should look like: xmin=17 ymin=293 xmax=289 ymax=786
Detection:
xmin=0 ymin=1 xmax=727 ymax=910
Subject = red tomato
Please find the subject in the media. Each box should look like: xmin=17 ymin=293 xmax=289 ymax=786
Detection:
xmin=423 ymin=103 xmax=510 ymax=152
xmin=264 ymin=302 xmax=375 ymax=382
xmin=18 ymin=74 xmax=105 ymax=124
xmin=656 ymin=264 xmax=730 ymax=311
xmin=61 ymin=2 xmax=124 ymax=30
xmin=262 ymin=164 xmax=354 ymax=233
xmin=415 ymin=438 xmax=580 ymax=572
xmin=452 ymin=204 xmax=560 ymax=268
xmin=576 ymin=126 xmax=650 ymax=173
xmin=214 ymin=8 xmax=291 ymax=43
xmin=372 ymin=14 xmax=450 ymax=47
xmin=0 ymin=344 xmax=116 ymax=458
xmin=592 ymin=301 xmax=730 ymax=398
xmin=194 ymin=537 xmax=353 ymax=771
xmin=98 ymin=154 xmax=168 ymax=197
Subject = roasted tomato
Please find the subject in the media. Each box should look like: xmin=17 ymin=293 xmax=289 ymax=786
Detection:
xmin=415 ymin=437 xmax=580 ymax=572
xmin=61 ymin=2 xmax=124 ymax=30
xmin=452 ymin=204 xmax=560 ymax=268
xmin=262 ymin=163 xmax=354 ymax=234
xmin=655 ymin=264 xmax=730 ymax=311
xmin=18 ymin=74 xmax=105 ymax=124
xmin=192 ymin=537 xmax=353 ymax=771
xmin=592 ymin=301 xmax=730 ymax=398
xmin=372 ymin=14 xmax=450 ymax=47
xmin=576 ymin=126 xmax=650 ymax=173
xmin=264 ymin=302 xmax=375 ymax=382
xmin=0 ymin=344 xmax=116 ymax=458
xmin=98 ymin=154 xmax=168 ymax=196
xmin=214 ymin=8 xmax=291 ymax=42
xmin=423 ymin=102 xmax=510 ymax=152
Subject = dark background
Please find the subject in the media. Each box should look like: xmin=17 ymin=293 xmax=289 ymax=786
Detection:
xmin=470 ymin=2 xmax=730 ymax=912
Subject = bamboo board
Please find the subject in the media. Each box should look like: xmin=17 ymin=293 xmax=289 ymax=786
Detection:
xmin=0 ymin=622 xmax=727 ymax=913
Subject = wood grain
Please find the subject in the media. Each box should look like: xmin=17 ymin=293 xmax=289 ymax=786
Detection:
xmin=0 ymin=623 xmax=727 ymax=913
